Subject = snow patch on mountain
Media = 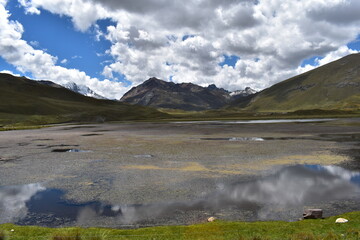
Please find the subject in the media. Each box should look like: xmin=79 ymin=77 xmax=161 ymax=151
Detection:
xmin=63 ymin=82 xmax=106 ymax=99
xmin=230 ymin=87 xmax=257 ymax=97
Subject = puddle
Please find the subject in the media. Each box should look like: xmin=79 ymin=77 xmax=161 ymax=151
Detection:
xmin=17 ymin=142 xmax=30 ymax=146
xmin=229 ymin=137 xmax=264 ymax=141
xmin=1 ymin=165 xmax=359 ymax=227
xmin=319 ymin=133 xmax=360 ymax=142
xmin=226 ymin=119 xmax=335 ymax=124
xmin=31 ymin=139 xmax=53 ymax=141
xmin=0 ymin=184 xmax=119 ymax=226
xmin=201 ymin=134 xmax=360 ymax=142
xmin=81 ymin=134 xmax=103 ymax=137
xmin=134 ymin=154 xmax=154 ymax=158
xmin=48 ymin=144 xmax=80 ymax=148
xmin=0 ymin=157 xmax=18 ymax=162
xmin=201 ymin=137 xmax=264 ymax=141
xmin=61 ymin=126 xmax=98 ymax=130
xmin=51 ymin=149 xmax=92 ymax=153
xmin=263 ymin=137 xmax=304 ymax=140
xmin=173 ymin=119 xmax=335 ymax=124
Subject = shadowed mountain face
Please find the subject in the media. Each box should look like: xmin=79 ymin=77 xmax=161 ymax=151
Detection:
xmin=236 ymin=53 xmax=360 ymax=112
xmin=0 ymin=73 xmax=168 ymax=125
xmin=121 ymin=78 xmax=255 ymax=111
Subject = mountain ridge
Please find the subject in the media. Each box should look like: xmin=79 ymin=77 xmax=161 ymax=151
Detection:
xmin=63 ymin=82 xmax=106 ymax=99
xmin=237 ymin=53 xmax=360 ymax=111
xmin=120 ymin=77 xmax=256 ymax=111
xmin=121 ymin=53 xmax=360 ymax=112
xmin=0 ymin=73 xmax=168 ymax=126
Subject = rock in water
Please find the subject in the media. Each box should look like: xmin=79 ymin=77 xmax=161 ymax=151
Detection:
xmin=335 ymin=218 xmax=348 ymax=223
xmin=303 ymin=209 xmax=323 ymax=219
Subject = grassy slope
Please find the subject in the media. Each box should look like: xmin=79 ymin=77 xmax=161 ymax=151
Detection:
xmin=0 ymin=74 xmax=168 ymax=126
xmin=238 ymin=53 xmax=360 ymax=112
xmin=1 ymin=212 xmax=360 ymax=240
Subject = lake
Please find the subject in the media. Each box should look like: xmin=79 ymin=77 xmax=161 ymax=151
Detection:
xmin=0 ymin=118 xmax=359 ymax=227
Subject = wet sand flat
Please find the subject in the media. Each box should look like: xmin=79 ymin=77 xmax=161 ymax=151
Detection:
xmin=0 ymin=118 xmax=360 ymax=227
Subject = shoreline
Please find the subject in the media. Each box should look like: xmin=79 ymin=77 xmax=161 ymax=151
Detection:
xmin=1 ymin=211 xmax=360 ymax=239
xmin=1 ymin=114 xmax=359 ymax=131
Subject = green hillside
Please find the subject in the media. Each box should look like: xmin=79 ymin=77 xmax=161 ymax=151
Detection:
xmin=0 ymin=73 xmax=168 ymax=126
xmin=237 ymin=53 xmax=360 ymax=112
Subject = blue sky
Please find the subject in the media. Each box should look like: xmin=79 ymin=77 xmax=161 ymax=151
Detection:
xmin=301 ymin=36 xmax=360 ymax=67
xmin=3 ymin=1 xmax=113 ymax=79
xmin=219 ymin=55 xmax=241 ymax=68
xmin=0 ymin=0 xmax=359 ymax=99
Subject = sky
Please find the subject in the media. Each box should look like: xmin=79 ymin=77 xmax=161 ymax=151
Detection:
xmin=0 ymin=0 xmax=359 ymax=99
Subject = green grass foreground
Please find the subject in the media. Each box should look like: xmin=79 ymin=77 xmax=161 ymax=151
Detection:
xmin=1 ymin=212 xmax=360 ymax=240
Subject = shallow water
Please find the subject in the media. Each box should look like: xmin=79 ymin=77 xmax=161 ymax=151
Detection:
xmin=173 ymin=119 xmax=335 ymax=124
xmin=1 ymin=164 xmax=359 ymax=227
xmin=134 ymin=154 xmax=154 ymax=158
xmin=201 ymin=137 xmax=265 ymax=141
xmin=51 ymin=149 xmax=92 ymax=153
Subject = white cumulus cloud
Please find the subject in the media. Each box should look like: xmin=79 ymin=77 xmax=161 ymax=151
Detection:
xmin=0 ymin=1 xmax=130 ymax=99
xmin=1 ymin=0 xmax=359 ymax=98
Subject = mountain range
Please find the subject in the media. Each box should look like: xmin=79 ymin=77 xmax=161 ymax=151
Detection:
xmin=0 ymin=53 xmax=359 ymax=126
xmin=0 ymin=74 xmax=167 ymax=126
xmin=121 ymin=53 xmax=360 ymax=112
xmin=120 ymin=78 xmax=256 ymax=111
xmin=29 ymin=79 xmax=106 ymax=99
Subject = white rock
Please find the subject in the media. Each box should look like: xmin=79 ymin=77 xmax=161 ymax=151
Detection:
xmin=207 ymin=217 xmax=216 ymax=222
xmin=335 ymin=218 xmax=348 ymax=223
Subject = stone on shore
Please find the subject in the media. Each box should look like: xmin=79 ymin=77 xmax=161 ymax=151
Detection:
xmin=207 ymin=217 xmax=216 ymax=222
xmin=335 ymin=218 xmax=348 ymax=223
xmin=303 ymin=209 xmax=323 ymax=219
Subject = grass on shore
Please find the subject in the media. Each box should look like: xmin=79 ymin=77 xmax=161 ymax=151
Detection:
xmin=1 ymin=212 xmax=360 ymax=240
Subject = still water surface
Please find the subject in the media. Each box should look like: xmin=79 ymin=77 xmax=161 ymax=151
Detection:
xmin=173 ymin=119 xmax=335 ymax=124
xmin=1 ymin=164 xmax=359 ymax=227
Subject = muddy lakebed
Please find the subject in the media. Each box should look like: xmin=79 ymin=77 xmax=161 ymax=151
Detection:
xmin=0 ymin=118 xmax=360 ymax=228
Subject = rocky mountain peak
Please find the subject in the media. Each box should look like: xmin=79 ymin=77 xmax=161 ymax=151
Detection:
xmin=121 ymin=78 xmax=236 ymax=111
xmin=63 ymin=82 xmax=106 ymax=99
xmin=230 ymin=87 xmax=257 ymax=97
xmin=207 ymin=84 xmax=218 ymax=90
xmin=143 ymin=77 xmax=167 ymax=87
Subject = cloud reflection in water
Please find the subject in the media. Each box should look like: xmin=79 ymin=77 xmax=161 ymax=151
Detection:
xmin=114 ymin=165 xmax=360 ymax=223
xmin=0 ymin=183 xmax=45 ymax=223
xmin=0 ymin=165 xmax=359 ymax=226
